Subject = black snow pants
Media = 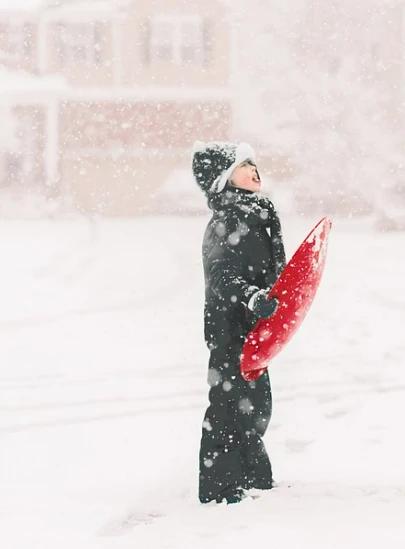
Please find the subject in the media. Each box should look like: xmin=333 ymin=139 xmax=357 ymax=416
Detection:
xmin=198 ymin=345 xmax=273 ymax=503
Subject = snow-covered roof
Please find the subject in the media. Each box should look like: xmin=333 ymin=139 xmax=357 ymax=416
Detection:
xmin=47 ymin=0 xmax=121 ymax=14
xmin=38 ymin=0 xmax=126 ymax=22
xmin=0 ymin=68 xmax=66 ymax=98
xmin=0 ymin=0 xmax=42 ymax=11
xmin=0 ymin=0 xmax=130 ymax=14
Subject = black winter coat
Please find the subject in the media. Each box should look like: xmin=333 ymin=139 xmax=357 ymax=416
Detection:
xmin=202 ymin=188 xmax=286 ymax=362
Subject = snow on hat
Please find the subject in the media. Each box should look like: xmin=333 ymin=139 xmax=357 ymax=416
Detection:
xmin=192 ymin=141 xmax=256 ymax=195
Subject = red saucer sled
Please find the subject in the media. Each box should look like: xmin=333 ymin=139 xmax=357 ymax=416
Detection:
xmin=240 ymin=217 xmax=333 ymax=381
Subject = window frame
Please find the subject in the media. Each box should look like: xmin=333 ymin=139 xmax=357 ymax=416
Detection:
xmin=149 ymin=15 xmax=205 ymax=65
xmin=58 ymin=21 xmax=102 ymax=66
xmin=0 ymin=21 xmax=31 ymax=59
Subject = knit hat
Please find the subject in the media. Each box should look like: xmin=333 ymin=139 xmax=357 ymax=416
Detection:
xmin=192 ymin=141 xmax=257 ymax=195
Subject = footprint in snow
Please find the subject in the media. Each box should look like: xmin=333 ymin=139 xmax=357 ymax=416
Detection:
xmin=285 ymin=438 xmax=314 ymax=453
xmin=98 ymin=510 xmax=164 ymax=536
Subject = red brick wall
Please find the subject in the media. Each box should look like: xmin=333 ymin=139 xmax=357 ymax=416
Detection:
xmin=60 ymin=100 xmax=231 ymax=150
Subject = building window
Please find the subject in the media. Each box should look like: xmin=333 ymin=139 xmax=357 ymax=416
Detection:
xmin=58 ymin=22 xmax=102 ymax=65
xmin=149 ymin=15 xmax=205 ymax=65
xmin=3 ymin=113 xmax=36 ymax=186
xmin=0 ymin=22 xmax=33 ymax=58
xmin=4 ymin=153 xmax=25 ymax=185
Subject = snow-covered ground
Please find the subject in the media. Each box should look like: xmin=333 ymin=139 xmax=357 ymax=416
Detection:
xmin=1 ymin=214 xmax=404 ymax=549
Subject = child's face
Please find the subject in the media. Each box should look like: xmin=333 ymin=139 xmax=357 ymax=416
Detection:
xmin=230 ymin=161 xmax=261 ymax=193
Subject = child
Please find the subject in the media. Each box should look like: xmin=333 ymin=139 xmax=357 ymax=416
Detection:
xmin=192 ymin=141 xmax=286 ymax=504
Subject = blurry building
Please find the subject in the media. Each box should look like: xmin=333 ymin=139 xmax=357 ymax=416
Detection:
xmin=1 ymin=0 xmax=405 ymax=218
xmin=0 ymin=0 xmax=231 ymax=214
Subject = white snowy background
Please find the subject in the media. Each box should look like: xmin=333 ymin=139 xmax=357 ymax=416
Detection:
xmin=1 ymin=0 xmax=405 ymax=548
xmin=1 ymin=215 xmax=404 ymax=548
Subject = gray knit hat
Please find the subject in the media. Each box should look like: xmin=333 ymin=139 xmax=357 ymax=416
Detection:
xmin=192 ymin=141 xmax=256 ymax=195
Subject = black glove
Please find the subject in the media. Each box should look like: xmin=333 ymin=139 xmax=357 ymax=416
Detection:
xmin=249 ymin=289 xmax=279 ymax=324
